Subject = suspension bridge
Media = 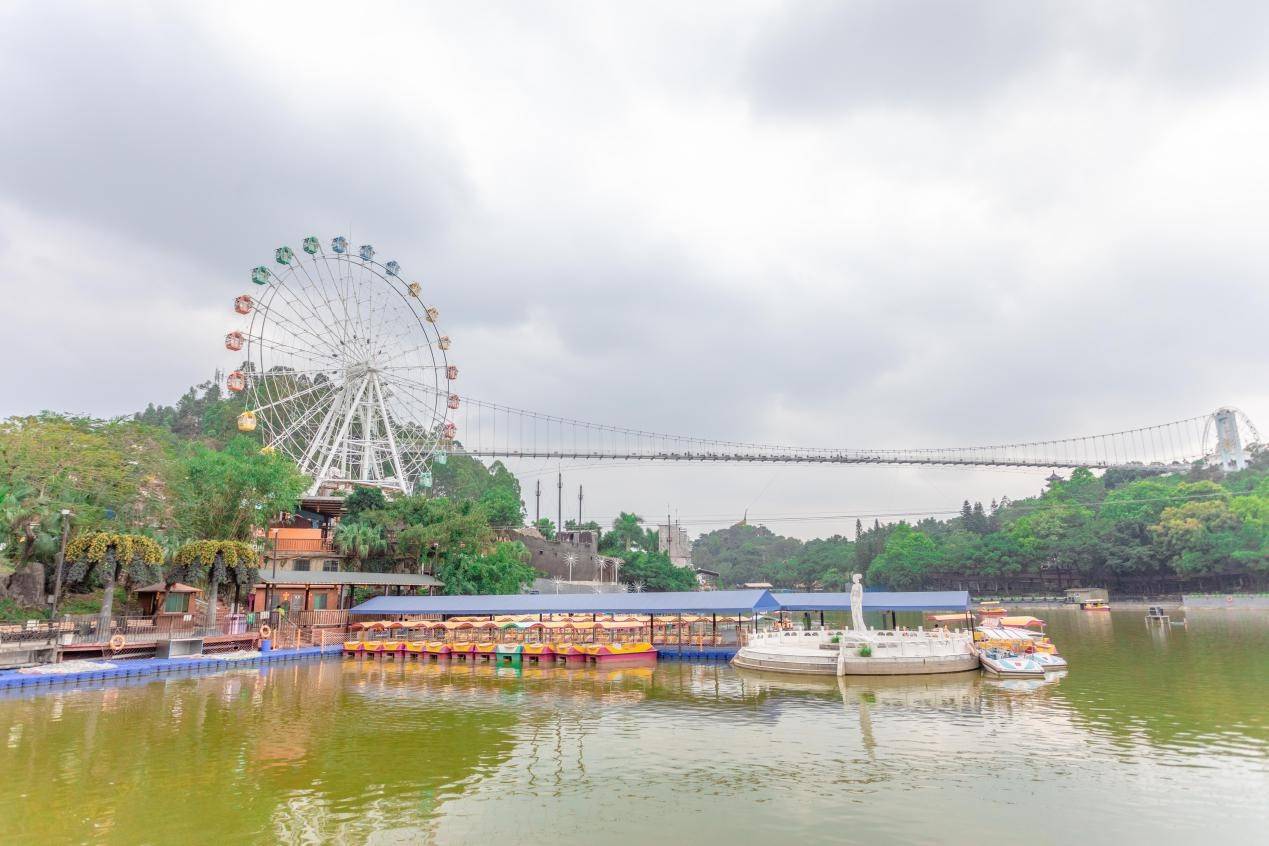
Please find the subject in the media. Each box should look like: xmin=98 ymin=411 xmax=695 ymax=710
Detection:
xmin=229 ymin=234 xmax=1262 ymax=495
xmin=441 ymin=395 xmax=1261 ymax=473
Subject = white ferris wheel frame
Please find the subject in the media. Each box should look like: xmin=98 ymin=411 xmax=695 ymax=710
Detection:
xmin=234 ymin=239 xmax=454 ymax=495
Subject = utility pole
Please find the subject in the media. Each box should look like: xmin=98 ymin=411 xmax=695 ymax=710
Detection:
xmin=578 ymin=484 xmax=584 ymax=527
xmin=50 ymin=509 xmax=73 ymax=617
xmin=557 ymin=472 xmax=562 ymax=535
xmin=535 ymin=479 xmax=541 ymax=523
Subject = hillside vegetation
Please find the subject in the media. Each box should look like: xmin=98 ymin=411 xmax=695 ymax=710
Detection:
xmin=694 ymin=462 xmax=1269 ymax=594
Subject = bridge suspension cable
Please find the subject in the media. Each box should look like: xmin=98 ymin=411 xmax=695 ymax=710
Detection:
xmin=425 ymin=389 xmax=1258 ymax=471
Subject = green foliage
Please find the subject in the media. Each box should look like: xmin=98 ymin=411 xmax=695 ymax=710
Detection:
xmin=352 ymin=495 xmax=496 ymax=575
xmin=531 ymin=518 xmax=556 ymax=540
xmin=343 ymin=486 xmax=387 ymax=521
xmin=599 ymin=512 xmax=657 ymax=555
xmin=866 ymin=524 xmax=938 ymax=590
xmin=170 ymin=539 xmax=260 ymax=589
xmin=616 ymin=551 xmax=698 ymax=592
xmin=431 ymin=453 xmax=522 ymax=513
xmin=132 ymin=379 xmax=247 ymax=445
xmin=334 ymin=522 xmax=387 ymax=569
xmin=858 ymin=645 xmax=872 ymax=657
xmin=63 ymin=531 xmax=164 ymax=592
xmin=0 ymin=415 xmax=176 ymax=557
xmin=478 ymin=485 xmax=524 ymax=528
xmin=691 ymin=522 xmax=802 ymax=586
xmin=172 ymin=436 xmax=309 ymax=541
xmin=436 ymin=541 xmax=537 ymax=595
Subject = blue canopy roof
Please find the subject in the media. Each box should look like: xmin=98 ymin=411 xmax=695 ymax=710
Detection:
xmin=350 ymin=589 xmax=781 ymax=616
xmin=772 ymin=591 xmax=970 ymax=612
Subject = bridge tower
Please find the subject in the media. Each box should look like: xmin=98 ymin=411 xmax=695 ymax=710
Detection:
xmin=1212 ymin=408 xmax=1249 ymax=471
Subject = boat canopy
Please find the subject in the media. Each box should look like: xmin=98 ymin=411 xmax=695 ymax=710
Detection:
xmin=998 ymin=616 xmax=1045 ymax=628
xmin=350 ymin=589 xmax=782 ymax=616
xmin=772 ymin=591 xmax=970 ymax=612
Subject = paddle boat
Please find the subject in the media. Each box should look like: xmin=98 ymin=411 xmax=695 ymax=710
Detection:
xmin=575 ymin=620 xmax=657 ymax=662
xmin=974 ymin=621 xmax=1068 ymax=672
xmin=978 ymin=646 xmax=1046 ymax=678
xmin=495 ymin=642 xmax=523 ymax=665
xmin=976 ymin=601 xmax=1008 ymax=619
xmin=580 ymin=641 xmax=657 ymax=662
xmin=424 ymin=639 xmax=453 ymax=660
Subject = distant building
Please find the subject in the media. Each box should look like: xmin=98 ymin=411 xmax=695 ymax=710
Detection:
xmin=694 ymin=568 xmax=720 ymax=590
xmin=655 ymin=521 xmax=693 ymax=569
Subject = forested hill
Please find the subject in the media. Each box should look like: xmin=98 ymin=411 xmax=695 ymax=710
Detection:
xmin=693 ymin=460 xmax=1269 ymax=594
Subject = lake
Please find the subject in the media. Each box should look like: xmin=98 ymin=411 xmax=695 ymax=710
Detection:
xmin=0 ymin=607 xmax=1265 ymax=845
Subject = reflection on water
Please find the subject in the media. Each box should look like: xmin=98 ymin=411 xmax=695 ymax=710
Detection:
xmin=0 ymin=609 xmax=1265 ymax=845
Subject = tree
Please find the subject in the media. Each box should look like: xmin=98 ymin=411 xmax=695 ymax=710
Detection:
xmin=436 ymin=541 xmax=537 ymax=595
xmin=531 ymin=518 xmax=557 ymax=540
xmin=431 ymin=453 xmax=522 ymax=508
xmin=172 ymin=436 xmax=309 ymax=541
xmin=616 ymin=551 xmax=698 ymax=592
xmin=170 ymin=540 xmax=258 ymax=625
xmin=391 ymin=498 xmax=495 ymax=573
xmin=601 ymin=513 xmax=648 ymax=553
xmin=343 ymin=486 xmax=387 ymax=522
xmin=690 ymin=522 xmax=802 ymax=587
xmin=64 ymin=532 xmax=164 ymax=636
xmin=478 ymin=485 xmax=524 ymax=528
xmin=865 ymin=524 xmax=937 ymax=590
xmin=1150 ymin=500 xmax=1241 ymax=576
xmin=334 ymin=522 xmax=387 ymax=571
xmin=0 ymin=415 xmax=175 ymax=536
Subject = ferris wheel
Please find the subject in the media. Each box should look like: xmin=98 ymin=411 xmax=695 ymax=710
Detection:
xmin=224 ymin=235 xmax=459 ymax=495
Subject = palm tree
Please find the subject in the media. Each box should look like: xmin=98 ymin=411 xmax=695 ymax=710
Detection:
xmin=169 ymin=541 xmax=258 ymax=631
xmin=63 ymin=533 xmax=163 ymax=639
xmin=608 ymin=512 xmax=645 ymax=552
xmin=334 ymin=522 xmax=386 ymax=572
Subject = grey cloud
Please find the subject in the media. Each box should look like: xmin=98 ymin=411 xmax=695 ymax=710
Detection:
xmin=745 ymin=0 xmax=1061 ymax=115
xmin=2 ymin=2 xmax=1267 ymax=539
xmin=744 ymin=0 xmax=1269 ymax=117
xmin=0 ymin=3 xmax=469 ymax=297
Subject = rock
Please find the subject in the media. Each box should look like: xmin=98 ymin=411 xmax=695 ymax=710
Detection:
xmin=4 ymin=561 xmax=46 ymax=608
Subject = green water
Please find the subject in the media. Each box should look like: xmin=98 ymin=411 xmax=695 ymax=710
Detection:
xmin=0 ymin=608 xmax=1265 ymax=845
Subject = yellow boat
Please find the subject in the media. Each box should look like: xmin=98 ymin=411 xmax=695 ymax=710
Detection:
xmin=579 ymin=641 xmax=657 ymax=662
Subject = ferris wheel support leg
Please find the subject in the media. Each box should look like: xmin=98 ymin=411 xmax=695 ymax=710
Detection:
xmin=299 ymin=386 xmax=347 ymax=480
xmin=371 ymin=373 xmax=408 ymax=494
xmin=313 ymin=376 xmax=371 ymax=491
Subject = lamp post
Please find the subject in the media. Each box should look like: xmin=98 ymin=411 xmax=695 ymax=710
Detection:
xmin=565 ymin=553 xmax=576 ymax=582
xmin=50 ymin=509 xmax=73 ymax=618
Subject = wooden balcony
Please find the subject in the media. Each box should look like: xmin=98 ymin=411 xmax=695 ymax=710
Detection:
xmin=272 ymin=537 xmax=337 ymax=554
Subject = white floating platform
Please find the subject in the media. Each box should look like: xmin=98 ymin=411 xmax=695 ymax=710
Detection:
xmin=733 ymin=629 xmax=980 ymax=677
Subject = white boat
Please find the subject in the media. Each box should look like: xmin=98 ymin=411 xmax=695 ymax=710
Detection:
xmin=978 ymin=647 xmax=1046 ymax=678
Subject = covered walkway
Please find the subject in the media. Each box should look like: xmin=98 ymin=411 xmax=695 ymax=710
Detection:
xmin=350 ymin=589 xmax=781 ymax=616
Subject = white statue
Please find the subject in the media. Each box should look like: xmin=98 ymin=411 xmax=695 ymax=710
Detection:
xmin=850 ymin=573 xmax=865 ymax=632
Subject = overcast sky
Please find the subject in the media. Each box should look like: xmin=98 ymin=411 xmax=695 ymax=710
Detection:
xmin=3 ymin=1 xmax=1266 ymax=540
